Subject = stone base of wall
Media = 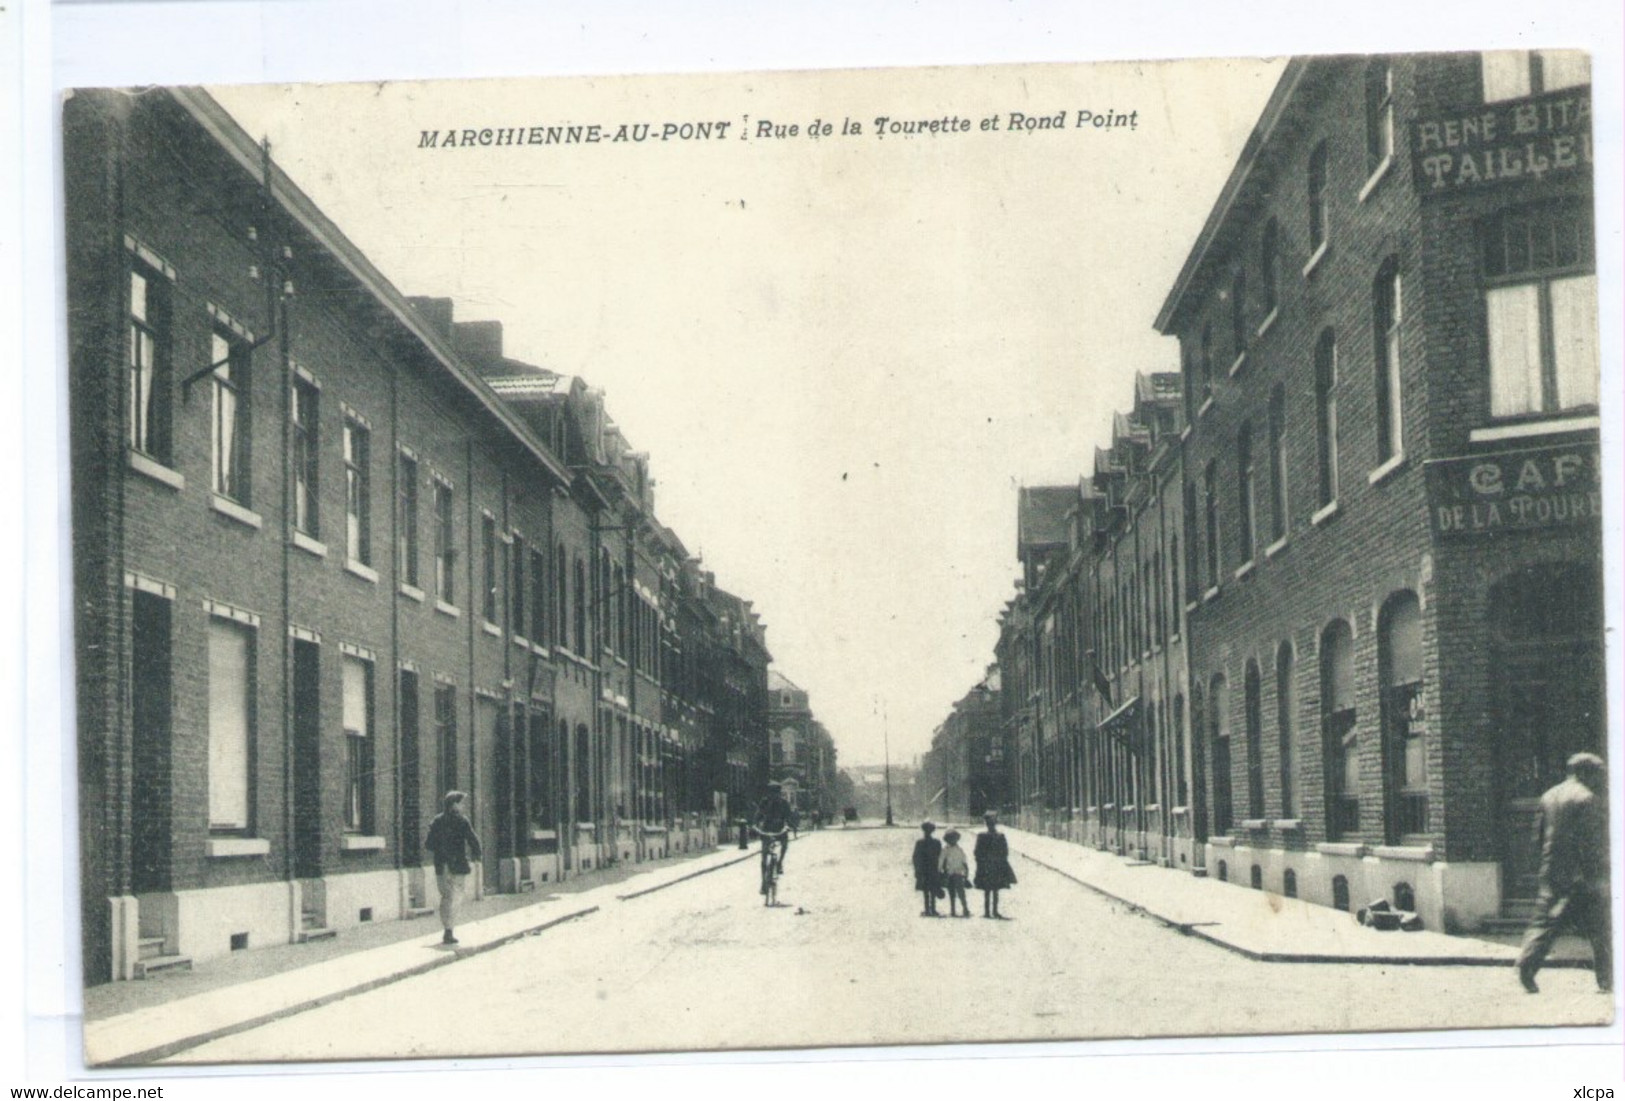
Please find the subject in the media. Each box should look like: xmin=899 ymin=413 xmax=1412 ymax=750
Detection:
xmin=1203 ymin=841 xmax=1502 ymax=933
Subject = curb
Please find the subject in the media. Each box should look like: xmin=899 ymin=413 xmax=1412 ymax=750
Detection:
xmin=615 ymin=850 xmax=759 ymax=901
xmin=93 ymin=906 xmax=598 ymax=1067
xmin=1017 ymin=848 xmax=1562 ymax=969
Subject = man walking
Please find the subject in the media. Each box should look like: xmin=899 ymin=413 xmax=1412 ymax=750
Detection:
xmin=1517 ymin=752 xmax=1611 ymax=994
xmin=425 ymin=790 xmax=482 ymax=946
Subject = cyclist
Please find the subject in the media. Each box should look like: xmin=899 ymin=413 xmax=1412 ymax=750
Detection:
xmin=752 ymin=781 xmax=795 ymax=875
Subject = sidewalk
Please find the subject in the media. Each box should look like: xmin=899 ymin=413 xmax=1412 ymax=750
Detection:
xmin=83 ymin=844 xmax=756 ymax=1067
xmin=1002 ymin=826 xmax=1590 ymax=967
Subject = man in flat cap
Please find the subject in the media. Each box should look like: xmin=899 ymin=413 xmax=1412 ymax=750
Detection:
xmin=1517 ymin=752 xmax=1612 ymax=994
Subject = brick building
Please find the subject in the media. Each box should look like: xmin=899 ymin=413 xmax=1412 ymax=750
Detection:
xmin=67 ymin=87 xmax=775 ymax=984
xmin=961 ymin=49 xmax=1599 ymax=937
xmin=1159 ymin=51 xmax=1598 ymax=930
xmin=921 ymin=669 xmax=1006 ymax=822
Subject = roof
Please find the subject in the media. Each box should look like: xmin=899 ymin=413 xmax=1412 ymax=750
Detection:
xmin=768 ymin=670 xmax=804 ymax=694
xmin=1017 ymin=485 xmax=1077 ymax=550
xmin=486 ymin=373 xmax=574 ymax=400
xmin=1154 ymin=58 xmax=1313 ymax=334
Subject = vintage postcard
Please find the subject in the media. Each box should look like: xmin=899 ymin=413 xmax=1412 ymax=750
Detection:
xmin=58 ymin=49 xmax=1614 ymax=1071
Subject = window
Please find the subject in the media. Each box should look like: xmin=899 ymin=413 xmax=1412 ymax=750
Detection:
xmin=433 ymin=479 xmax=454 ymax=604
xmin=292 ymin=377 xmax=319 ymax=536
xmin=1484 ymin=205 xmax=1598 ymax=418
xmin=481 ymin=516 xmax=498 ymax=623
xmin=1200 ymin=323 xmax=1214 ymax=406
xmin=343 ymin=656 xmax=374 ymax=833
xmin=554 ymin=544 xmax=568 ymax=649
xmin=210 ymin=330 xmax=251 ymax=502
xmin=397 ymin=454 xmax=419 ymax=587
xmin=1237 ymin=423 xmax=1256 ymax=564
xmin=530 ymin=549 xmax=547 ymax=644
xmin=1314 ymin=330 xmax=1338 ymax=508
xmin=510 ymin=534 xmax=527 ymax=638
xmin=208 ymin=616 xmax=253 ymax=831
xmin=1482 ymin=50 xmax=1590 ymax=103
xmin=1380 ymin=591 xmax=1427 ymax=840
xmin=1182 ymin=482 xmax=1200 ymax=602
xmin=1203 ymin=460 xmax=1220 ymax=589
xmin=1321 ymin=620 xmax=1358 ymax=840
xmin=1374 ymin=259 xmax=1404 ymax=463
xmin=573 ymin=558 xmax=587 ymax=655
xmin=1364 ymin=59 xmax=1394 ymax=174
xmin=1172 ymin=694 xmax=1188 ymax=805
xmin=435 ymin=683 xmax=458 ymax=797
xmin=1230 ymin=270 xmax=1247 ymax=359
xmin=1244 ymin=660 xmax=1264 ymax=819
xmin=344 ymin=417 xmax=371 ymax=565
xmin=1307 ymin=142 xmax=1330 ymax=254
xmin=1276 ymin=642 xmax=1296 ymax=818
xmin=1210 ymin=674 xmax=1232 ymax=835
xmin=1268 ymin=385 xmax=1288 ymax=543
xmin=128 ymin=261 xmax=172 ymax=461
xmin=1259 ymin=219 xmax=1280 ymax=318
xmin=1183 ymin=348 xmax=1198 ymax=425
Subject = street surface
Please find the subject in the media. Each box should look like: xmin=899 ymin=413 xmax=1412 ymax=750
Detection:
xmin=169 ymin=828 xmax=1611 ymax=1062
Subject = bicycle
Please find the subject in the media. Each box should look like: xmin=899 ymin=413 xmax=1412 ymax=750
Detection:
xmin=754 ymin=825 xmax=788 ymax=906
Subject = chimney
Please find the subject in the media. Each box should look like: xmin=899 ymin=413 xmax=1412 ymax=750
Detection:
xmin=452 ymin=319 xmax=505 ymax=365
xmin=408 ymin=296 xmax=456 ymax=339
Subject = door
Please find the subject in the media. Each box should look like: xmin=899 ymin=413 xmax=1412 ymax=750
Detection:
xmin=1492 ymin=563 xmax=1604 ymax=906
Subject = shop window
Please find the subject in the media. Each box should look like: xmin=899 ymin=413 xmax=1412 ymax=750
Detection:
xmin=1244 ymin=660 xmax=1264 ymax=819
xmin=1321 ymin=619 xmax=1358 ymax=839
xmin=1380 ymin=590 xmax=1427 ymax=841
xmin=1277 ymin=641 xmax=1297 ymax=818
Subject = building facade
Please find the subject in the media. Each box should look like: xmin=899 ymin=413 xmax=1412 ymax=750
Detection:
xmin=67 ymin=88 xmax=783 ymax=983
xmin=950 ymin=50 xmax=1599 ymax=936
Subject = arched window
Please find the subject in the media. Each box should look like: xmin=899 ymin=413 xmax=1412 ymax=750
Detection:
xmin=1260 ymin=218 xmax=1280 ymax=318
xmin=1380 ymin=590 xmax=1427 ymax=841
xmin=1308 ymin=141 xmax=1330 ymax=254
xmin=1237 ymin=423 xmax=1257 ymax=564
xmin=1244 ymin=659 xmax=1264 ymax=819
xmin=1374 ymin=257 xmax=1404 ymax=464
xmin=1364 ymin=59 xmax=1395 ymax=173
xmin=1210 ymin=673 xmax=1232 ymax=834
xmin=1268 ymin=384 xmax=1288 ymax=544
xmin=1277 ymin=641 xmax=1297 ymax=818
xmin=1314 ymin=329 xmax=1339 ymax=508
xmin=1321 ymin=619 xmax=1358 ymax=839
xmin=1283 ymin=868 xmax=1298 ymax=899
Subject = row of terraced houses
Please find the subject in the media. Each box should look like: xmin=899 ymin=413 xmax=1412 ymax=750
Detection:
xmin=65 ymin=87 xmax=838 ymax=984
xmin=924 ymin=51 xmax=1602 ymax=936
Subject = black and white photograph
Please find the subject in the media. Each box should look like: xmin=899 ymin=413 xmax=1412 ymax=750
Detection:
xmin=13 ymin=0 xmax=1625 ymax=1092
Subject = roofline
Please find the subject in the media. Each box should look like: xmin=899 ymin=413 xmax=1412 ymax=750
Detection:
xmin=172 ymin=87 xmax=572 ymax=485
xmin=1153 ymin=58 xmax=1310 ymax=335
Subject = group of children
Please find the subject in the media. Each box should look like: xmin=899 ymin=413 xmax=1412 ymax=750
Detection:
xmin=910 ymin=813 xmax=1017 ymax=919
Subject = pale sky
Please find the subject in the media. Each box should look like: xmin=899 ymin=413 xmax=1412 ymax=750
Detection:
xmin=210 ymin=60 xmax=1283 ymax=767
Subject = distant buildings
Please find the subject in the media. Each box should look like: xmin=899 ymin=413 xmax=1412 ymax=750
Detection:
xmin=767 ymin=671 xmax=841 ymax=822
xmin=934 ymin=51 xmax=1600 ymax=933
xmin=65 ymin=88 xmax=830 ymax=983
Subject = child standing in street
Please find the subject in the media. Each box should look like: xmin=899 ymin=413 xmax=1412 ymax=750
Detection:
xmin=939 ymin=829 xmax=971 ymax=918
xmin=912 ymin=822 xmax=944 ymax=917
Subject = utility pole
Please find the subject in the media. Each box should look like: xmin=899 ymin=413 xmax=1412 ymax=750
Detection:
xmin=882 ymin=698 xmax=894 ymax=827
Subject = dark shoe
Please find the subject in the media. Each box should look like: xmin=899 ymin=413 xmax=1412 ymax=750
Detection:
xmin=1518 ymin=967 xmax=1538 ymax=994
xmin=443 ymin=930 xmax=458 ymax=946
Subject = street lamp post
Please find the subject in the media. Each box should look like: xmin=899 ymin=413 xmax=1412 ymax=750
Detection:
xmin=883 ymin=699 xmax=894 ymax=827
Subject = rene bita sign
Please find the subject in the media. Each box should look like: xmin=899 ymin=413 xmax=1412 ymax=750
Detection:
xmin=1412 ymin=87 xmax=1591 ymax=196
xmin=1425 ymin=443 xmax=1601 ymax=538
